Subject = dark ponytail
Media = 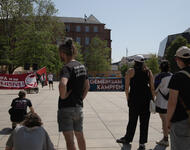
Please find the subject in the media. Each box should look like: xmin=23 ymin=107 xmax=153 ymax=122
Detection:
xmin=134 ymin=61 xmax=148 ymax=72
xmin=59 ymin=37 xmax=77 ymax=56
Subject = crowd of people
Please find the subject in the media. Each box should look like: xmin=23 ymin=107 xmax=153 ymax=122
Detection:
xmin=5 ymin=39 xmax=190 ymax=150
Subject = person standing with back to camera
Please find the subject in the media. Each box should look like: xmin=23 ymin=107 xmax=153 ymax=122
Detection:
xmin=154 ymin=60 xmax=172 ymax=147
xmin=116 ymin=55 xmax=155 ymax=150
xmin=57 ymin=38 xmax=90 ymax=150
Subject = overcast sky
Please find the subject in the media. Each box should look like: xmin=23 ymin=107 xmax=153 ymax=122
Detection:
xmin=53 ymin=0 xmax=190 ymax=62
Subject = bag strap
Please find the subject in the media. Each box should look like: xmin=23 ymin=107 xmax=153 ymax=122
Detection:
xmin=179 ymin=70 xmax=190 ymax=78
xmin=159 ymin=89 xmax=169 ymax=101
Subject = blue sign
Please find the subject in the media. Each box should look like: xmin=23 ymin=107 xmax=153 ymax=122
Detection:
xmin=89 ymin=77 xmax=125 ymax=91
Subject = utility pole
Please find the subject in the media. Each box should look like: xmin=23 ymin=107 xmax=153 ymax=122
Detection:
xmin=126 ymin=48 xmax=128 ymax=57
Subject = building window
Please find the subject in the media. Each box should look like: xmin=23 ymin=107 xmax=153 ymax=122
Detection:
xmin=76 ymin=37 xmax=81 ymax=44
xmin=66 ymin=25 xmax=70 ymax=32
xmin=85 ymin=26 xmax=89 ymax=32
xmin=76 ymin=25 xmax=81 ymax=32
xmin=93 ymin=26 xmax=98 ymax=32
xmin=85 ymin=37 xmax=90 ymax=45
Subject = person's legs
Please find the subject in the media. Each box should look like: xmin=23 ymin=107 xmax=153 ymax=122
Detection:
xmin=73 ymin=107 xmax=85 ymax=149
xmin=12 ymin=122 xmax=17 ymax=129
xmin=159 ymin=113 xmax=168 ymax=137
xmin=74 ymin=131 xmax=86 ymax=150
xmin=51 ymin=82 xmax=54 ymax=90
xmin=48 ymin=81 xmax=50 ymax=89
xmin=117 ymin=106 xmax=139 ymax=143
xmin=63 ymin=131 xmax=77 ymax=150
xmin=156 ymin=113 xmax=169 ymax=146
xmin=57 ymin=108 xmax=76 ymax=150
xmin=139 ymin=108 xmax=150 ymax=145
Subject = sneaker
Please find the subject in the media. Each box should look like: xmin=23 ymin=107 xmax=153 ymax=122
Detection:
xmin=156 ymin=139 xmax=169 ymax=147
xmin=116 ymin=137 xmax=129 ymax=144
xmin=137 ymin=145 xmax=145 ymax=150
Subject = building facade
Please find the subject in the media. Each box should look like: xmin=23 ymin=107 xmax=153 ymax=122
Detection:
xmin=58 ymin=14 xmax=111 ymax=58
xmin=158 ymin=29 xmax=190 ymax=57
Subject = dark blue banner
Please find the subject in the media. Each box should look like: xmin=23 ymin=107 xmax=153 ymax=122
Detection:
xmin=89 ymin=77 xmax=125 ymax=91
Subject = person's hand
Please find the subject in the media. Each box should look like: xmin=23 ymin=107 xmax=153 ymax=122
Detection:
xmin=64 ymin=90 xmax=72 ymax=99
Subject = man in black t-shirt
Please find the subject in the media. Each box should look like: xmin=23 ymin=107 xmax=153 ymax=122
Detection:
xmin=10 ymin=90 xmax=35 ymax=129
xmin=58 ymin=38 xmax=89 ymax=150
xmin=167 ymin=46 xmax=190 ymax=150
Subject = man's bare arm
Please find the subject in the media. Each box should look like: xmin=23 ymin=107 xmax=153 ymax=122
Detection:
xmin=59 ymin=77 xmax=68 ymax=99
xmin=125 ymin=68 xmax=134 ymax=101
xmin=82 ymin=79 xmax=90 ymax=100
xmin=29 ymin=106 xmax=35 ymax=113
xmin=148 ymin=70 xmax=155 ymax=100
xmin=167 ymin=89 xmax=179 ymax=128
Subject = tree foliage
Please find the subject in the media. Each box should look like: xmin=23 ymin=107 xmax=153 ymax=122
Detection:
xmin=0 ymin=0 xmax=64 ymax=74
xmin=75 ymin=42 xmax=84 ymax=64
xmin=145 ymin=54 xmax=160 ymax=75
xmin=85 ymin=37 xmax=111 ymax=72
xmin=119 ymin=64 xmax=129 ymax=77
xmin=165 ymin=36 xmax=188 ymax=73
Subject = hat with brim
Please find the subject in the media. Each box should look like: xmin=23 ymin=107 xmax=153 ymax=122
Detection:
xmin=175 ymin=46 xmax=190 ymax=59
xmin=134 ymin=55 xmax=145 ymax=63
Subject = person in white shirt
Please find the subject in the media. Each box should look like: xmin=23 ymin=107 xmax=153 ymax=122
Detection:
xmin=48 ymin=72 xmax=54 ymax=90
xmin=154 ymin=60 xmax=172 ymax=147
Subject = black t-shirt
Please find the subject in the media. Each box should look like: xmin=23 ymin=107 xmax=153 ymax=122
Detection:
xmin=168 ymin=66 xmax=190 ymax=122
xmin=11 ymin=97 xmax=32 ymax=122
xmin=58 ymin=60 xmax=88 ymax=109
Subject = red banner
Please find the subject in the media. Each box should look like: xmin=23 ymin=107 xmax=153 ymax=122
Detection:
xmin=36 ymin=67 xmax=47 ymax=85
xmin=0 ymin=73 xmax=37 ymax=89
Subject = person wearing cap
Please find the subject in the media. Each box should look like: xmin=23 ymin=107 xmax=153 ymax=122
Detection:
xmin=154 ymin=60 xmax=172 ymax=147
xmin=167 ymin=46 xmax=190 ymax=150
xmin=58 ymin=38 xmax=89 ymax=150
xmin=9 ymin=90 xmax=35 ymax=129
xmin=116 ymin=55 xmax=155 ymax=150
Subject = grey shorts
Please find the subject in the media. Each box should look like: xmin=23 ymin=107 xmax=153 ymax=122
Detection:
xmin=170 ymin=119 xmax=190 ymax=150
xmin=57 ymin=107 xmax=83 ymax=132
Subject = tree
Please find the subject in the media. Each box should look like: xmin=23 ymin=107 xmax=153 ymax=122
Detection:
xmin=165 ymin=36 xmax=188 ymax=73
xmin=85 ymin=37 xmax=111 ymax=72
xmin=119 ymin=64 xmax=129 ymax=77
xmin=145 ymin=54 xmax=160 ymax=75
xmin=0 ymin=0 xmax=65 ymax=74
xmin=75 ymin=42 xmax=84 ymax=64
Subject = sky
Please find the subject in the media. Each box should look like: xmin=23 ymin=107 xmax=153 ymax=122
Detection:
xmin=53 ymin=0 xmax=190 ymax=63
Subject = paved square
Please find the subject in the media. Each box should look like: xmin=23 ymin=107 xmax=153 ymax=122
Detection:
xmin=0 ymin=82 xmax=169 ymax=150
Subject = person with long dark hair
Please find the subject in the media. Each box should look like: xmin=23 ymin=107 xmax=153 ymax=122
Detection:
xmin=58 ymin=38 xmax=89 ymax=150
xmin=154 ymin=60 xmax=172 ymax=146
xmin=116 ymin=55 xmax=155 ymax=150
